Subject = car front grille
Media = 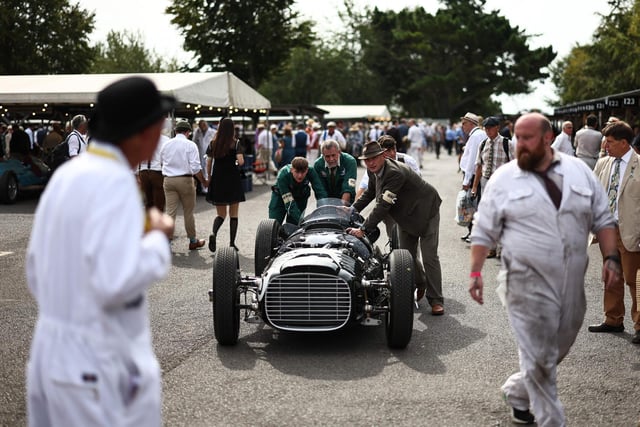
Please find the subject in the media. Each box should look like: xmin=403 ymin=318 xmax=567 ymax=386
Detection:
xmin=264 ymin=272 xmax=351 ymax=331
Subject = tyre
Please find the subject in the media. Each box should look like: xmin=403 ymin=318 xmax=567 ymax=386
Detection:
xmin=0 ymin=172 xmax=18 ymax=204
xmin=212 ymin=247 xmax=240 ymax=345
xmin=389 ymin=223 xmax=400 ymax=250
xmin=385 ymin=249 xmax=414 ymax=349
xmin=254 ymin=219 xmax=280 ymax=275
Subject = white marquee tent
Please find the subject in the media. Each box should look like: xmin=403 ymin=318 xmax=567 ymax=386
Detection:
xmin=316 ymin=104 xmax=392 ymax=121
xmin=0 ymin=72 xmax=271 ymax=119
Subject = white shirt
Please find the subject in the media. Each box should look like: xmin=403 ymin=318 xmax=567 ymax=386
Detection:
xmin=257 ymin=129 xmax=271 ymax=150
xmin=368 ymin=127 xmax=382 ymax=142
xmin=160 ymin=133 xmax=202 ymax=176
xmin=26 ymin=141 xmax=171 ymax=426
xmin=460 ymin=127 xmax=487 ymax=185
xmin=193 ymin=126 xmax=215 ymax=156
xmin=138 ymin=134 xmax=168 ymax=172
xmin=67 ymin=130 xmax=87 ymax=157
xmin=320 ymin=129 xmax=346 ymax=150
xmin=551 ymin=132 xmax=574 ymax=156
xmin=407 ymin=125 xmax=423 ymax=148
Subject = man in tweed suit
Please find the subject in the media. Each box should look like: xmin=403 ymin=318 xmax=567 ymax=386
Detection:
xmin=588 ymin=120 xmax=640 ymax=344
xmin=348 ymin=141 xmax=444 ymax=315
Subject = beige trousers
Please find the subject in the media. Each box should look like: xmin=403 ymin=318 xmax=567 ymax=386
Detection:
xmin=164 ymin=176 xmax=197 ymax=239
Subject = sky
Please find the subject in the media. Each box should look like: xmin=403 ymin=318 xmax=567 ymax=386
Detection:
xmin=78 ymin=0 xmax=612 ymax=115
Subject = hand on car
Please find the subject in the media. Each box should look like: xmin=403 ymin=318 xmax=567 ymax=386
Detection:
xmin=346 ymin=227 xmax=365 ymax=238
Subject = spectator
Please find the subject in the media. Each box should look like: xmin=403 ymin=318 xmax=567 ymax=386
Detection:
xmin=192 ymin=119 xmax=216 ymax=193
xmin=26 ymin=76 xmax=176 ymax=427
xmin=137 ymin=124 xmax=169 ymax=212
xmin=459 ymin=112 xmax=487 ymax=242
xmin=161 ymin=120 xmax=209 ymax=250
xmin=551 ymin=121 xmax=575 ymax=156
xmin=206 ymin=117 xmax=246 ymax=252
xmin=307 ymin=122 xmax=322 ymax=164
xmin=349 ymin=141 xmax=444 ymax=314
xmin=268 ymin=156 xmax=327 ymax=225
xmin=257 ymin=124 xmax=277 ymax=178
xmin=588 ymin=120 xmax=640 ymax=345
xmin=318 ymin=121 xmax=347 ymax=151
xmin=313 ymin=139 xmax=357 ymax=205
xmin=471 ymin=116 xmax=515 ymax=259
xmin=279 ymin=125 xmax=295 ymax=168
xmin=67 ymin=115 xmax=88 ymax=158
xmin=407 ymin=119 xmax=424 ymax=169
xmin=575 ymin=114 xmax=602 ymax=169
xmin=468 ymin=112 xmax=619 ymax=425
xmin=294 ymin=122 xmax=309 ymax=158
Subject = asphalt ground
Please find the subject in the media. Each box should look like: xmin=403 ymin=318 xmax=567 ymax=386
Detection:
xmin=0 ymin=148 xmax=639 ymax=426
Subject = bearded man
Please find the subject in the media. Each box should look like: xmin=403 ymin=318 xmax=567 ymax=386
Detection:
xmin=468 ymin=112 xmax=620 ymax=425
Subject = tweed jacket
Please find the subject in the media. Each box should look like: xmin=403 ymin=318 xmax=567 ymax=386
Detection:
xmin=353 ymin=158 xmax=441 ymax=237
xmin=593 ymin=150 xmax=640 ymax=252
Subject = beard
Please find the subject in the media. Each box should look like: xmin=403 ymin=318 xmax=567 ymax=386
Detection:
xmin=517 ymin=138 xmax=547 ymax=171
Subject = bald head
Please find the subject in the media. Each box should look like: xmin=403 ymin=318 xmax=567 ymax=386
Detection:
xmin=514 ymin=113 xmax=554 ymax=171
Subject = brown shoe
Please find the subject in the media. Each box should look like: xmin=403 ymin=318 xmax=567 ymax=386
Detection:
xmin=431 ymin=304 xmax=444 ymax=316
xmin=189 ymin=239 xmax=205 ymax=250
xmin=416 ymin=288 xmax=425 ymax=301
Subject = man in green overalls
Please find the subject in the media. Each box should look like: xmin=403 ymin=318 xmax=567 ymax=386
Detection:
xmin=269 ymin=156 xmax=328 ymax=225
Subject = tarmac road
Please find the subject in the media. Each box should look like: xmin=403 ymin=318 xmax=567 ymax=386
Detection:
xmin=0 ymin=149 xmax=638 ymax=426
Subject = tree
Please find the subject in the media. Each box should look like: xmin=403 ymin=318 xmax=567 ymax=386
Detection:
xmin=552 ymin=0 xmax=640 ymax=105
xmin=0 ymin=0 xmax=95 ymax=74
xmin=166 ymin=0 xmax=314 ymax=88
xmin=92 ymin=30 xmax=179 ymax=73
xmin=360 ymin=0 xmax=556 ymax=118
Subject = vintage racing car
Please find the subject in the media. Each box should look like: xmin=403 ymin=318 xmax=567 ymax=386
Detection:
xmin=0 ymin=157 xmax=49 ymax=204
xmin=209 ymin=199 xmax=415 ymax=349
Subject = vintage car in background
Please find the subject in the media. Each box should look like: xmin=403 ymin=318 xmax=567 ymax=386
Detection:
xmin=0 ymin=157 xmax=49 ymax=204
xmin=209 ymin=199 xmax=415 ymax=349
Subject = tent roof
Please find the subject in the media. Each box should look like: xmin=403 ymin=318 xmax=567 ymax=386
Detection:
xmin=316 ymin=104 xmax=391 ymax=121
xmin=0 ymin=72 xmax=271 ymax=110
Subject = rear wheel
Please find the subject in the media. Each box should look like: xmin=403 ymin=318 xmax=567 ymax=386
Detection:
xmin=254 ymin=219 xmax=280 ymax=275
xmin=0 ymin=172 xmax=18 ymax=204
xmin=385 ymin=249 xmax=414 ymax=349
xmin=212 ymin=247 xmax=240 ymax=345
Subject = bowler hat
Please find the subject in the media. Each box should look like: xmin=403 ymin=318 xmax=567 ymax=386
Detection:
xmin=483 ymin=116 xmax=500 ymax=128
xmin=89 ymin=77 xmax=176 ymax=143
xmin=359 ymin=141 xmax=386 ymax=160
xmin=175 ymin=121 xmax=192 ymax=132
xmin=460 ymin=112 xmax=479 ymax=126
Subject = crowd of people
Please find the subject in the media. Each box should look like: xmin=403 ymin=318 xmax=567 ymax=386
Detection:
xmin=20 ymin=74 xmax=640 ymax=426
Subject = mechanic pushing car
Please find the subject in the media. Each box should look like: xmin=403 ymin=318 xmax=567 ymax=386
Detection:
xmin=269 ymin=156 xmax=327 ymax=225
xmin=348 ymin=141 xmax=445 ymax=315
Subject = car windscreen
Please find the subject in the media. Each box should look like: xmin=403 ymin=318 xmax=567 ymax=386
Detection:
xmin=299 ymin=198 xmax=351 ymax=228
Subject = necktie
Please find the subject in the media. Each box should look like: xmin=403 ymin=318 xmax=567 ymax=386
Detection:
xmin=330 ymin=167 xmax=336 ymax=189
xmin=608 ymin=158 xmax=622 ymax=214
xmin=535 ymin=167 xmax=562 ymax=210
xmin=485 ymin=138 xmax=494 ymax=177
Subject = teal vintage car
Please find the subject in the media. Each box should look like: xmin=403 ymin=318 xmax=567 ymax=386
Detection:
xmin=0 ymin=157 xmax=49 ymax=203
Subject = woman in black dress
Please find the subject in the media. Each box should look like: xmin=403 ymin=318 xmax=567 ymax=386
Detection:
xmin=206 ymin=117 xmax=245 ymax=251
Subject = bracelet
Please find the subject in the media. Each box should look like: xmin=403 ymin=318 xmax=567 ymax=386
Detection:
xmin=470 ymin=271 xmax=481 ymax=278
xmin=604 ymin=255 xmax=621 ymax=264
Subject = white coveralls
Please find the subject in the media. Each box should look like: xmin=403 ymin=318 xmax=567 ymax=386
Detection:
xmin=26 ymin=142 xmax=172 ymax=427
xmin=471 ymin=152 xmax=614 ymax=427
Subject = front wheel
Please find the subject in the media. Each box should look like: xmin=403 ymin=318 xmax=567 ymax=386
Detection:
xmin=0 ymin=172 xmax=18 ymax=204
xmin=254 ymin=219 xmax=280 ymax=275
xmin=385 ymin=249 xmax=414 ymax=349
xmin=212 ymin=247 xmax=240 ymax=345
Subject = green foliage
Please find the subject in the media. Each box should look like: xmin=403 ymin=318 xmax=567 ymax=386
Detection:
xmin=360 ymin=0 xmax=555 ymax=118
xmin=552 ymin=0 xmax=640 ymax=105
xmin=91 ymin=30 xmax=178 ymax=73
xmin=0 ymin=0 xmax=96 ymax=74
xmin=166 ymin=0 xmax=314 ymax=88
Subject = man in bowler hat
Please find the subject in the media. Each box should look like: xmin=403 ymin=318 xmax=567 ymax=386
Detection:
xmin=26 ymin=76 xmax=176 ymax=427
xmin=348 ymin=141 xmax=445 ymax=315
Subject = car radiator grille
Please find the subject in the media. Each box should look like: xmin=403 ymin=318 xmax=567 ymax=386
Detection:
xmin=265 ymin=272 xmax=351 ymax=331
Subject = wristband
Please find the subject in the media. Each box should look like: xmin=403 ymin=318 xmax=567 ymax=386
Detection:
xmin=604 ymin=255 xmax=621 ymax=264
xmin=470 ymin=271 xmax=481 ymax=278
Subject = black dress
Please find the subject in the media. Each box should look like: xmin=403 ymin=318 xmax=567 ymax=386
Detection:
xmin=206 ymin=141 xmax=246 ymax=205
